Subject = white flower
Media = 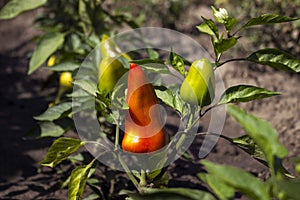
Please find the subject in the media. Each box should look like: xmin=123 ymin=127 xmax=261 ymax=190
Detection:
xmin=215 ymin=8 xmax=229 ymax=21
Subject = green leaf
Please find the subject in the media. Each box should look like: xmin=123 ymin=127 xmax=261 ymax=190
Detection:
xmin=111 ymin=83 xmax=128 ymax=111
xmin=47 ymin=62 xmax=80 ymax=72
xmin=197 ymin=17 xmax=219 ymax=37
xmin=40 ymin=137 xmax=84 ymax=167
xmin=201 ymin=160 xmax=270 ymax=200
xmin=69 ymin=160 xmax=95 ymax=200
xmin=147 ymin=48 xmax=159 ymax=59
xmin=219 ymin=85 xmax=280 ymax=104
xmin=83 ymin=194 xmax=100 ymax=200
xmin=131 ymin=58 xmax=165 ymax=65
xmin=139 ymin=63 xmax=170 ymax=74
xmin=214 ymin=36 xmax=237 ymax=53
xmin=73 ymin=79 xmax=97 ymax=96
xmin=34 ymin=102 xmax=72 ymax=121
xmin=39 ymin=121 xmax=65 ymax=138
xmin=168 ymin=50 xmax=186 ymax=75
xmin=276 ymin=179 xmax=300 ymax=200
xmin=225 ymin=17 xmax=238 ymax=32
xmin=242 ymin=14 xmax=300 ymax=29
xmin=78 ymin=0 xmax=92 ymax=35
xmin=226 ymin=105 xmax=288 ymax=167
xmin=68 ymin=89 xmax=89 ymax=98
xmin=198 ymin=173 xmax=235 ymax=200
xmin=155 ymin=87 xmax=174 ymax=107
xmin=197 ymin=23 xmax=215 ymax=36
xmin=123 ymin=187 xmax=216 ymax=200
xmin=0 ymin=0 xmax=47 ymax=19
xmin=155 ymin=86 xmax=184 ymax=114
xmin=65 ymin=34 xmax=85 ymax=54
xmin=232 ymin=135 xmax=265 ymax=163
xmin=247 ymin=48 xmax=300 ymax=72
xmin=78 ymin=0 xmax=91 ymax=25
xmin=29 ymin=32 xmax=65 ymax=74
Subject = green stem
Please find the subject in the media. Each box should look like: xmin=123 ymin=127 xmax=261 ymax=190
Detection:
xmin=139 ymin=169 xmax=147 ymax=188
xmin=113 ymin=123 xmax=141 ymax=192
xmin=118 ymin=152 xmax=141 ymax=192
xmin=114 ymin=125 xmax=119 ymax=151
xmin=54 ymin=87 xmax=66 ymax=104
xmin=83 ymin=140 xmax=110 ymax=150
xmin=217 ymin=57 xmax=247 ymax=68
xmin=200 ymin=103 xmax=223 ymax=118
xmin=195 ymin=132 xmax=231 ymax=141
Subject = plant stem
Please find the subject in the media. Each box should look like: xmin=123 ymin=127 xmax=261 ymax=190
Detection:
xmin=117 ymin=152 xmax=141 ymax=192
xmin=114 ymin=125 xmax=119 ymax=151
xmin=217 ymin=58 xmax=247 ymax=68
xmin=200 ymin=103 xmax=224 ymax=118
xmin=139 ymin=169 xmax=147 ymax=188
xmin=114 ymin=125 xmax=140 ymax=191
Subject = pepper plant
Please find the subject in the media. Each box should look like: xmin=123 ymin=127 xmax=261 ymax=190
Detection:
xmin=1 ymin=1 xmax=300 ymax=200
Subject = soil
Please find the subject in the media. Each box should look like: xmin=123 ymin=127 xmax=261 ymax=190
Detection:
xmin=0 ymin=3 xmax=299 ymax=200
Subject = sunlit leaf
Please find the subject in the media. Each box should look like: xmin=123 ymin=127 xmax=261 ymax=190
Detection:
xmin=197 ymin=17 xmax=219 ymax=37
xmin=155 ymin=86 xmax=184 ymax=114
xmin=214 ymin=37 xmax=237 ymax=53
xmin=201 ymin=160 xmax=270 ymax=200
xmin=226 ymin=105 xmax=288 ymax=167
xmin=40 ymin=137 xmax=84 ymax=167
xmin=46 ymin=62 xmax=80 ymax=71
xmin=168 ymin=50 xmax=186 ymax=76
xmin=34 ymin=102 xmax=72 ymax=121
xmin=122 ymin=187 xmax=216 ymax=200
xmin=219 ymin=85 xmax=280 ymax=104
xmin=29 ymin=32 xmax=65 ymax=74
xmin=0 ymin=0 xmax=46 ymax=19
xmin=73 ymin=79 xmax=97 ymax=96
xmin=198 ymin=173 xmax=235 ymax=200
xmin=131 ymin=58 xmax=164 ymax=65
xmin=232 ymin=135 xmax=265 ymax=163
xmin=39 ymin=121 xmax=65 ymax=138
xmin=242 ymin=14 xmax=300 ymax=29
xmin=197 ymin=23 xmax=216 ymax=36
xmin=69 ymin=160 xmax=95 ymax=200
xmin=147 ymin=48 xmax=159 ymax=59
xmin=247 ymin=48 xmax=300 ymax=72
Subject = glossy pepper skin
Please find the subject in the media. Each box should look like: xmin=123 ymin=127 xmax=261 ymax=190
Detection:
xmin=180 ymin=58 xmax=215 ymax=107
xmin=100 ymin=34 xmax=131 ymax=60
xmin=60 ymin=72 xmax=73 ymax=89
xmin=47 ymin=55 xmax=56 ymax=67
xmin=122 ymin=63 xmax=169 ymax=153
xmin=98 ymin=34 xmax=130 ymax=95
xmin=98 ymin=57 xmax=127 ymax=94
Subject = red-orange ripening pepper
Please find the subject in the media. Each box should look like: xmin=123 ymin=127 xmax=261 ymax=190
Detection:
xmin=122 ymin=63 xmax=169 ymax=153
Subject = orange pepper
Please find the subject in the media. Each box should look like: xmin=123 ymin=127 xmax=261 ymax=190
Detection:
xmin=122 ymin=63 xmax=169 ymax=153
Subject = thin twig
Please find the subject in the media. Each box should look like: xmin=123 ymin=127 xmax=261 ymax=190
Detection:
xmin=217 ymin=58 xmax=247 ymax=68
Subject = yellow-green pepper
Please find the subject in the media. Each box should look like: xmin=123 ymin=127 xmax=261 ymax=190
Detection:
xmin=98 ymin=34 xmax=130 ymax=95
xmin=98 ymin=57 xmax=127 ymax=95
xmin=100 ymin=34 xmax=131 ymax=60
xmin=180 ymin=58 xmax=215 ymax=107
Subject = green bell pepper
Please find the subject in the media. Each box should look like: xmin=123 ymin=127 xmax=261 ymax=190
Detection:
xmin=180 ymin=58 xmax=215 ymax=107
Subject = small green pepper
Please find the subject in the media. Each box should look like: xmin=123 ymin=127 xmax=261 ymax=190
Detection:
xmin=98 ymin=34 xmax=130 ymax=95
xmin=180 ymin=58 xmax=215 ymax=107
xmin=98 ymin=57 xmax=127 ymax=95
xmin=100 ymin=34 xmax=131 ymax=60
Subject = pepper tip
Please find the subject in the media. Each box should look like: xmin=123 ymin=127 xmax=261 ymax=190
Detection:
xmin=130 ymin=63 xmax=138 ymax=70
